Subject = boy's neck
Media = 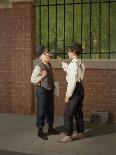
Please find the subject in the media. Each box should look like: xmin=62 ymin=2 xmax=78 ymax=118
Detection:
xmin=72 ymin=55 xmax=78 ymax=60
xmin=41 ymin=59 xmax=49 ymax=65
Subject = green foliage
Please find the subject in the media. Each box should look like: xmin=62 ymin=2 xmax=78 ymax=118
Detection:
xmin=0 ymin=0 xmax=9 ymax=3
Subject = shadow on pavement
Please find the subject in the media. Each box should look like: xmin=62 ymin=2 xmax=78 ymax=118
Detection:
xmin=55 ymin=121 xmax=116 ymax=138
xmin=0 ymin=150 xmax=36 ymax=155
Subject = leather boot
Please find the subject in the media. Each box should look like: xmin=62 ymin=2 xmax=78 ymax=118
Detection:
xmin=38 ymin=128 xmax=48 ymax=140
xmin=48 ymin=125 xmax=59 ymax=135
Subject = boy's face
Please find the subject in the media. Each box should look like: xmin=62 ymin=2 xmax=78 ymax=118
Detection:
xmin=68 ymin=49 xmax=74 ymax=60
xmin=41 ymin=48 xmax=51 ymax=62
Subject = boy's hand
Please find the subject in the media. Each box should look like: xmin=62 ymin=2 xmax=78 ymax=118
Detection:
xmin=65 ymin=96 xmax=69 ymax=103
xmin=57 ymin=56 xmax=62 ymax=63
xmin=41 ymin=70 xmax=47 ymax=79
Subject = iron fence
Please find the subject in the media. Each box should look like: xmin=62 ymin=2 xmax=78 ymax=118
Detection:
xmin=36 ymin=0 xmax=116 ymax=59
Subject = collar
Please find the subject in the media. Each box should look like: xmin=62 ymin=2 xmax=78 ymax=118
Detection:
xmin=72 ymin=58 xmax=82 ymax=66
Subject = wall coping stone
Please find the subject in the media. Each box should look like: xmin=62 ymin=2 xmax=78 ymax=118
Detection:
xmin=9 ymin=0 xmax=36 ymax=3
xmin=33 ymin=59 xmax=116 ymax=70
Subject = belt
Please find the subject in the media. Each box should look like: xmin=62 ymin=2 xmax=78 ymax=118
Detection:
xmin=67 ymin=82 xmax=82 ymax=85
xmin=76 ymin=82 xmax=82 ymax=86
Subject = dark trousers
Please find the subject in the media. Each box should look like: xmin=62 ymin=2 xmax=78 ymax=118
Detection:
xmin=36 ymin=86 xmax=54 ymax=128
xmin=64 ymin=82 xmax=84 ymax=135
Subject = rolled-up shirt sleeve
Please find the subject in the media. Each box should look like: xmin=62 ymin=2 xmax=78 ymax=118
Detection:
xmin=61 ymin=62 xmax=68 ymax=73
xmin=66 ymin=63 xmax=78 ymax=98
xmin=31 ymin=66 xmax=42 ymax=85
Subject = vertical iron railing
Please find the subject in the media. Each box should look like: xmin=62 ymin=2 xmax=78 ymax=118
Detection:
xmin=48 ymin=0 xmax=50 ymax=49
xmin=72 ymin=0 xmax=75 ymax=43
xmin=36 ymin=0 xmax=116 ymax=59
xmin=89 ymin=0 xmax=92 ymax=59
xmin=108 ymin=0 xmax=111 ymax=59
xmin=80 ymin=0 xmax=83 ymax=59
xmin=39 ymin=0 xmax=41 ymax=46
xmin=63 ymin=0 xmax=66 ymax=58
xmin=55 ymin=0 xmax=58 ymax=58
xmin=99 ymin=0 xmax=101 ymax=59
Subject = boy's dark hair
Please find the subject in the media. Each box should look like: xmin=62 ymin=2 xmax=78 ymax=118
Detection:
xmin=68 ymin=42 xmax=83 ymax=55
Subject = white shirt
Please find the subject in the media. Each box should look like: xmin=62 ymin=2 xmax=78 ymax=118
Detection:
xmin=61 ymin=59 xmax=85 ymax=98
xmin=31 ymin=66 xmax=42 ymax=85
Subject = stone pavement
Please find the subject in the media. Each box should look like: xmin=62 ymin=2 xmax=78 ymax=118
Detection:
xmin=0 ymin=113 xmax=116 ymax=155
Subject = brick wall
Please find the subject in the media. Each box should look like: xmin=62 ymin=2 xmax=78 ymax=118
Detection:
xmin=53 ymin=68 xmax=116 ymax=119
xmin=0 ymin=3 xmax=12 ymax=113
xmin=0 ymin=1 xmax=36 ymax=114
xmin=0 ymin=1 xmax=116 ymax=120
xmin=11 ymin=2 xmax=36 ymax=114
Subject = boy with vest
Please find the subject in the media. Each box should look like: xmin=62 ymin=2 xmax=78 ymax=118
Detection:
xmin=31 ymin=46 xmax=58 ymax=140
xmin=58 ymin=42 xmax=85 ymax=143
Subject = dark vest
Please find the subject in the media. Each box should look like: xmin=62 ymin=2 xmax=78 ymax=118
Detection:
xmin=37 ymin=60 xmax=55 ymax=90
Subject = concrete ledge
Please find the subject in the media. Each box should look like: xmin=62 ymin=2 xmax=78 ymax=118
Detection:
xmin=33 ymin=59 xmax=116 ymax=70
xmin=0 ymin=3 xmax=12 ymax=9
xmin=83 ymin=60 xmax=116 ymax=69
xmin=9 ymin=0 xmax=35 ymax=3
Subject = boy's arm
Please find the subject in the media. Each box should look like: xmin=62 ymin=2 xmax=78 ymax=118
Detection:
xmin=66 ymin=63 xmax=78 ymax=100
xmin=31 ymin=66 xmax=42 ymax=85
xmin=61 ymin=62 xmax=68 ymax=73
xmin=57 ymin=56 xmax=68 ymax=73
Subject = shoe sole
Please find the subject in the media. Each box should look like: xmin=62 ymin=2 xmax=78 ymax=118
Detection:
xmin=58 ymin=139 xmax=72 ymax=143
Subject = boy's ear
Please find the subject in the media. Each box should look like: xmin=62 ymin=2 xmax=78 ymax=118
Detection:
xmin=72 ymin=50 xmax=76 ymax=55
